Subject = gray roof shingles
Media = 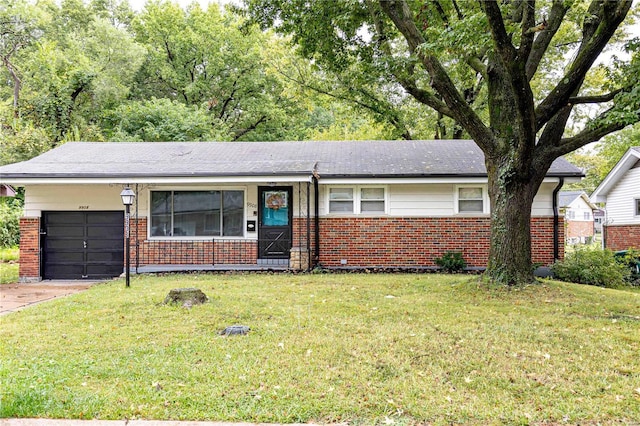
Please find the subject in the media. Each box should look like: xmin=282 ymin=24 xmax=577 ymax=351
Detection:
xmin=0 ymin=140 xmax=583 ymax=179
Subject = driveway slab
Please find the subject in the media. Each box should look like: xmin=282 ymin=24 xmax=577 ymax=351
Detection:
xmin=0 ymin=281 xmax=100 ymax=315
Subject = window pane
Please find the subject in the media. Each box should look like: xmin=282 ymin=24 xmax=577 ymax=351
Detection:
xmin=330 ymin=188 xmax=353 ymax=200
xmin=459 ymin=200 xmax=483 ymax=213
xmin=330 ymin=201 xmax=354 ymax=212
xmin=173 ymin=191 xmax=220 ymax=236
xmin=151 ymin=191 xmax=172 ymax=236
xmin=223 ymin=190 xmax=244 ymax=236
xmin=636 ymin=199 xmax=640 ymax=216
xmin=361 ymin=188 xmax=384 ymax=200
xmin=459 ymin=187 xmax=482 ymax=200
xmin=361 ymin=200 xmax=385 ymax=212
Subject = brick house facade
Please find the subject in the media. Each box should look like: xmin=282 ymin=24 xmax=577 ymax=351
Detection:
xmin=1 ymin=140 xmax=582 ymax=281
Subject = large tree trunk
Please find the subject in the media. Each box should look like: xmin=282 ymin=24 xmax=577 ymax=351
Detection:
xmin=485 ymin=156 xmax=546 ymax=285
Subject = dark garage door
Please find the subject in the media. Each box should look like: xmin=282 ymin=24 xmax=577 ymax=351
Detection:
xmin=41 ymin=211 xmax=124 ymax=280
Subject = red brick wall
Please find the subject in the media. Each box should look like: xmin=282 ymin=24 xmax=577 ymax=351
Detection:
xmin=604 ymin=224 xmax=640 ymax=251
xmin=19 ymin=218 xmax=40 ymax=280
xmin=317 ymin=216 xmax=562 ymax=269
xmin=566 ymin=220 xmax=594 ymax=242
xmin=129 ymin=217 xmax=256 ymax=266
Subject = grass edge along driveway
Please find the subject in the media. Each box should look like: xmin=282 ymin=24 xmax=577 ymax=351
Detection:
xmin=1 ymin=273 xmax=639 ymax=425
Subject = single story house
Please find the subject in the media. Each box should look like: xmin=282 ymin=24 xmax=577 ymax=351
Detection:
xmin=558 ymin=191 xmax=597 ymax=244
xmin=0 ymin=140 xmax=583 ymax=282
xmin=590 ymin=147 xmax=640 ymax=251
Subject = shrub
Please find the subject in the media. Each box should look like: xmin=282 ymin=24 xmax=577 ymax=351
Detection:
xmin=0 ymin=201 xmax=21 ymax=247
xmin=552 ymin=247 xmax=630 ymax=288
xmin=435 ymin=251 xmax=467 ymax=273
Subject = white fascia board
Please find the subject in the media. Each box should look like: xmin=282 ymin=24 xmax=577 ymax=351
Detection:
xmin=319 ymin=177 xmax=571 ymax=185
xmin=0 ymin=175 xmax=313 ymax=185
xmin=319 ymin=177 xmax=489 ymax=185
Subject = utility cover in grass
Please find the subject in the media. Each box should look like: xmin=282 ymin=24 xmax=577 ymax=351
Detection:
xmin=163 ymin=288 xmax=208 ymax=307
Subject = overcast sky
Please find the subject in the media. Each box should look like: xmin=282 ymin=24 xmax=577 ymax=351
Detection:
xmin=128 ymin=0 xmax=231 ymax=11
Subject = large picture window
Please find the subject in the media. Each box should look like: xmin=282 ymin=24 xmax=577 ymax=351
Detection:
xmin=151 ymin=190 xmax=243 ymax=237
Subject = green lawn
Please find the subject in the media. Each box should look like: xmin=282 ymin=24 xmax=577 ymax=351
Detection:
xmin=0 ymin=246 xmax=19 ymax=284
xmin=1 ymin=273 xmax=639 ymax=424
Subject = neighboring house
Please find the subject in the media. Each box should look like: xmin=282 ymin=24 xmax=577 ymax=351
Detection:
xmin=0 ymin=140 xmax=583 ymax=282
xmin=558 ymin=191 xmax=597 ymax=244
xmin=591 ymin=147 xmax=640 ymax=251
xmin=0 ymin=184 xmax=16 ymax=197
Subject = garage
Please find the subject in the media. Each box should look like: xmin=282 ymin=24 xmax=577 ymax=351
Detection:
xmin=41 ymin=211 xmax=124 ymax=280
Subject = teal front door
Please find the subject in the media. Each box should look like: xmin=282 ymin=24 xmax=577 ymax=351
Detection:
xmin=258 ymin=187 xmax=293 ymax=259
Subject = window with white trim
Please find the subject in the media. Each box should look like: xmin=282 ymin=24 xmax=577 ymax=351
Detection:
xmin=583 ymin=211 xmax=591 ymax=220
xmin=328 ymin=186 xmax=386 ymax=214
xmin=636 ymin=199 xmax=640 ymax=216
xmin=456 ymin=186 xmax=485 ymax=213
xmin=150 ymin=190 xmax=244 ymax=237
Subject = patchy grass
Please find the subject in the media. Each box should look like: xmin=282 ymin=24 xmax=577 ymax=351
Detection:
xmin=1 ymin=273 xmax=639 ymax=424
xmin=0 ymin=246 xmax=19 ymax=284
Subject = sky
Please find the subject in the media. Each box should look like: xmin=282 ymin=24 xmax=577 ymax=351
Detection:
xmin=128 ymin=0 xmax=230 ymax=11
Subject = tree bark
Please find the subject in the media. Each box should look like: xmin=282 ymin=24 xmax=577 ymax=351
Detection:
xmin=485 ymin=155 xmax=545 ymax=285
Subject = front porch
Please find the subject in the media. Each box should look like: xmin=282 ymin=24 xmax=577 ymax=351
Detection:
xmin=130 ymin=238 xmax=310 ymax=273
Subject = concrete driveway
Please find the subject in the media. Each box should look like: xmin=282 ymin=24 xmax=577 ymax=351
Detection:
xmin=0 ymin=281 xmax=100 ymax=315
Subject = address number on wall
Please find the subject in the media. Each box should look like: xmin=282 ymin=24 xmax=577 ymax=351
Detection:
xmin=78 ymin=205 xmax=89 ymax=209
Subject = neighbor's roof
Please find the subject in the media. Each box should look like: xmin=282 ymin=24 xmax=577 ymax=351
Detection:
xmin=0 ymin=140 xmax=583 ymax=182
xmin=591 ymin=147 xmax=640 ymax=202
xmin=559 ymin=191 xmax=597 ymax=210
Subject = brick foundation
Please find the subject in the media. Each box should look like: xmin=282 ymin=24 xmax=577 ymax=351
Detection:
xmin=18 ymin=214 xmax=564 ymax=278
xmin=19 ymin=217 xmax=40 ymax=281
xmin=604 ymin=224 xmax=640 ymax=251
xmin=129 ymin=217 xmax=257 ymax=266
xmin=317 ymin=216 xmax=562 ymax=269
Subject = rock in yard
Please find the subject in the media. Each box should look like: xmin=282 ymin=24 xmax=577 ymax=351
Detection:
xmin=163 ymin=288 xmax=208 ymax=306
xmin=220 ymin=325 xmax=250 ymax=336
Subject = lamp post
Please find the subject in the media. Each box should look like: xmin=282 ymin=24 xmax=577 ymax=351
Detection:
xmin=120 ymin=187 xmax=135 ymax=288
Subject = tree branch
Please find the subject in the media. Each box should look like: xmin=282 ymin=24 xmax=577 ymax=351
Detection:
xmin=378 ymin=0 xmax=493 ymax=150
xmin=525 ymin=0 xmax=569 ymax=80
xmin=569 ymin=88 xmax=623 ymax=104
xmin=480 ymin=1 xmax=517 ymax=64
xmin=535 ymin=0 xmax=632 ymax=131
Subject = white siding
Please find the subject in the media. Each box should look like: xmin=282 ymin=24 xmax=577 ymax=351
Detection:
xmin=318 ymin=181 xmax=557 ymax=217
xmin=389 ymin=184 xmax=454 ymax=216
xmin=605 ymin=167 xmax=640 ymax=225
xmin=24 ymin=184 xmax=124 ymax=217
xmin=566 ymin=196 xmax=593 ymax=222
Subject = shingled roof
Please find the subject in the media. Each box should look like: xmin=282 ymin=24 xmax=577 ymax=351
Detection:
xmin=0 ymin=140 xmax=583 ymax=181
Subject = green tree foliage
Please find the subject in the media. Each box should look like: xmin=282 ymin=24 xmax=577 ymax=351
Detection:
xmin=130 ymin=1 xmax=307 ymax=141
xmin=245 ymin=0 xmax=640 ymax=285
xmin=106 ymin=98 xmax=224 ymax=141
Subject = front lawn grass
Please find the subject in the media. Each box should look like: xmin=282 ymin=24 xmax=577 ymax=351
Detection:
xmin=0 ymin=246 xmax=19 ymax=284
xmin=1 ymin=273 xmax=639 ymax=424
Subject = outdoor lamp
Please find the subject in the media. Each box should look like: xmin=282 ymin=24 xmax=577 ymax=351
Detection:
xmin=120 ymin=187 xmax=135 ymax=206
xmin=120 ymin=187 xmax=135 ymax=287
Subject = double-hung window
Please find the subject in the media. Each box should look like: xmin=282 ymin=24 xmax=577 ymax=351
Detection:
xmin=150 ymin=190 xmax=244 ymax=237
xmin=635 ymin=199 xmax=640 ymax=216
xmin=328 ymin=187 xmax=386 ymax=214
xmin=456 ymin=186 xmax=486 ymax=214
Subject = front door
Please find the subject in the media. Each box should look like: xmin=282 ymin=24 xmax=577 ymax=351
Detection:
xmin=258 ymin=186 xmax=293 ymax=260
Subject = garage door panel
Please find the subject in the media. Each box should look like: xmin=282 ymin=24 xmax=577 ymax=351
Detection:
xmin=87 ymin=212 xmax=122 ymax=223
xmin=43 ymin=211 xmax=124 ymax=280
xmin=86 ymin=264 xmax=123 ymax=277
xmin=87 ymin=226 xmax=121 ymax=238
xmin=87 ymin=239 xmax=123 ymax=250
xmin=46 ymin=212 xmax=86 ymax=224
xmin=46 ymin=252 xmax=85 ymax=263
xmin=47 ymin=226 xmax=85 ymax=238
xmin=86 ymin=251 xmax=124 ymax=262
